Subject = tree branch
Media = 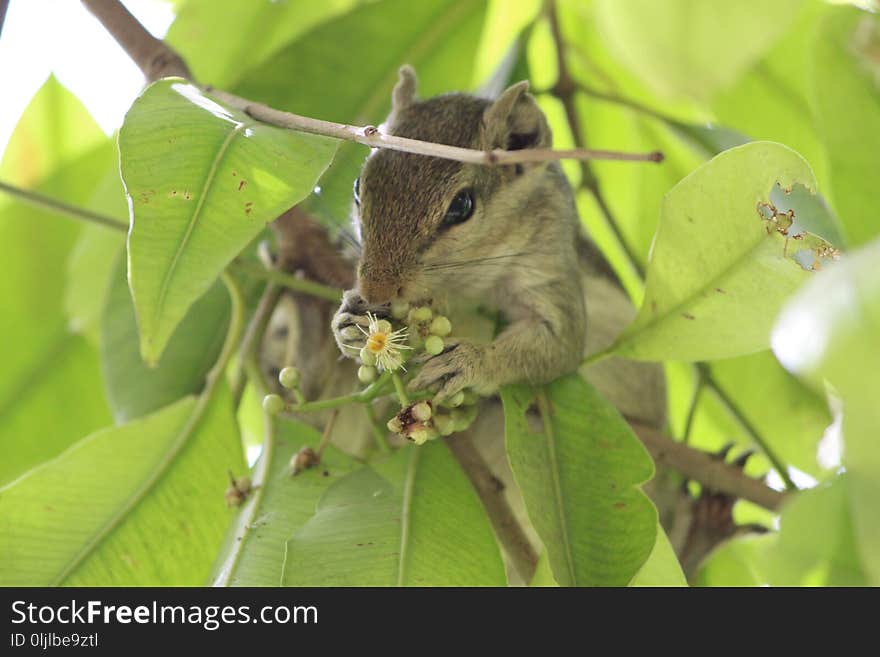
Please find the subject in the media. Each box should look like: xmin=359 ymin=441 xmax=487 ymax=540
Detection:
xmin=630 ymin=421 xmax=787 ymax=512
xmin=81 ymin=0 xmax=662 ymax=168
xmin=444 ymin=434 xmax=539 ymax=584
xmin=0 ymin=0 xmax=10 ymax=42
xmin=81 ymin=0 xmax=190 ymax=82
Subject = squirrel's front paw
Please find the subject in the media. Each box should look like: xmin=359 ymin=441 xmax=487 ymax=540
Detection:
xmin=331 ymin=290 xmax=388 ymax=357
xmin=408 ymin=342 xmax=486 ymax=401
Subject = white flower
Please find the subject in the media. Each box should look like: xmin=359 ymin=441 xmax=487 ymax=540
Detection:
xmin=358 ymin=313 xmax=411 ymax=372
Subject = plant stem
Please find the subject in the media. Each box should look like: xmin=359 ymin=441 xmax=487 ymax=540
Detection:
xmin=0 ymin=180 xmax=126 ymax=231
xmin=287 ymin=371 xmax=393 ymax=414
xmin=702 ymin=368 xmax=797 ymax=491
xmin=580 ymin=345 xmax=615 ymax=369
xmin=680 ymin=366 xmax=705 ymax=445
xmin=391 ymin=372 xmax=410 ymax=406
xmin=230 ymin=282 xmax=282 ymax=408
xmin=231 ymin=260 xmax=342 ymax=302
xmin=365 ymin=403 xmax=391 ymax=453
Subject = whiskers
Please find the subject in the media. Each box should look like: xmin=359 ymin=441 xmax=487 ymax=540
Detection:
xmin=422 ymin=252 xmax=530 ymax=272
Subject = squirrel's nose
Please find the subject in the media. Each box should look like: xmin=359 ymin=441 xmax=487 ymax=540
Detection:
xmin=359 ymin=277 xmax=399 ymax=305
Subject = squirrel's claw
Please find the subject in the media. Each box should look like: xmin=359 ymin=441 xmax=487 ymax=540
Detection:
xmin=408 ymin=342 xmax=483 ymax=402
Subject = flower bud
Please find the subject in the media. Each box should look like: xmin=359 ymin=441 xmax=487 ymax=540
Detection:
xmin=387 ymin=416 xmax=404 ymax=434
xmin=375 ymin=319 xmax=393 ymax=334
xmin=433 ymin=413 xmax=455 ymax=436
xmin=424 ymin=335 xmax=444 ymax=355
xmin=340 ymin=325 xmax=360 ymax=341
xmin=358 ymin=365 xmax=378 ymax=384
xmin=411 ymin=401 xmax=432 ymax=422
xmin=408 ymin=427 xmax=437 ymax=445
xmin=278 ymin=367 xmax=300 ymax=389
xmin=262 ymin=393 xmax=285 ymax=416
xmin=390 ymin=299 xmax=410 ymax=319
xmin=289 ymin=446 xmax=319 ymax=476
xmin=429 ymin=315 xmax=452 ymax=337
xmin=451 ymin=405 xmax=478 ymax=432
xmin=411 ymin=306 xmax=433 ymax=322
xmin=446 ymin=391 xmax=465 ymax=408
xmin=359 ymin=346 xmax=377 ymax=366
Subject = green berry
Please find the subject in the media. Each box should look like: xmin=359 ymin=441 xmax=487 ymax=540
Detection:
xmin=262 ymin=393 xmax=285 ymax=416
xmin=390 ymin=299 xmax=410 ymax=319
xmin=461 ymin=390 xmax=480 ymax=406
xmin=375 ymin=319 xmax=393 ymax=334
xmin=278 ymin=367 xmax=300 ymax=389
xmin=359 ymin=346 xmax=377 ymax=366
xmin=411 ymin=401 xmax=432 ymax=422
xmin=429 ymin=316 xmax=452 ymax=337
xmin=412 ymin=306 xmax=433 ymax=322
xmin=340 ymin=325 xmax=360 ymax=340
xmin=358 ymin=365 xmax=378 ymax=384
xmin=424 ymin=335 xmax=444 ymax=355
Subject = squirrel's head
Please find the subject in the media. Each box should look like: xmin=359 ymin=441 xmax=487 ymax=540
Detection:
xmin=353 ymin=65 xmax=555 ymax=305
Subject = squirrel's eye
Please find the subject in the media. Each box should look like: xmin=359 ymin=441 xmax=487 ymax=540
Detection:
xmin=353 ymin=178 xmax=361 ymax=206
xmin=442 ymin=189 xmax=475 ymax=227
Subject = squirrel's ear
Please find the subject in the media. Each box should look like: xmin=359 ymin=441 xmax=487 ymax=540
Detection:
xmin=481 ymin=80 xmax=551 ymax=151
xmin=391 ymin=65 xmax=418 ymax=115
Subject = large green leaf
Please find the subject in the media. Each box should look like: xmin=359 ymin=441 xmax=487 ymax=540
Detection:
xmin=593 ymin=0 xmax=804 ymax=101
xmin=0 ymin=78 xmax=112 ymax=485
xmin=773 ymin=237 xmax=880 ymax=584
xmin=235 ymin=0 xmax=487 ymax=231
xmin=809 ymin=7 xmax=880 ymax=247
xmin=763 ymin=476 xmax=869 ymax=586
xmin=0 ymin=385 xmax=245 ymax=586
xmin=166 ymin=0 xmax=357 ymax=88
xmin=212 ymin=417 xmax=356 ymax=587
xmin=101 ymin=257 xmax=229 ymax=423
xmin=501 ymin=374 xmax=657 ymax=586
xmin=282 ymin=441 xmax=506 ymax=586
xmin=613 ymin=142 xmax=836 ymax=362
xmin=119 ymin=79 xmax=338 ymax=364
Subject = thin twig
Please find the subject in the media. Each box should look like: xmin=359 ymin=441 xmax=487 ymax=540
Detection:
xmin=230 ymin=259 xmax=342 ymax=303
xmin=231 ymin=282 xmax=283 ymax=408
xmin=445 ymin=433 xmax=539 ymax=584
xmin=315 ymin=409 xmax=340 ymax=460
xmin=630 ymin=422 xmax=787 ymax=512
xmin=545 ymin=0 xmax=646 ymax=280
xmin=0 ymin=180 xmax=125 ymax=231
xmin=82 ymin=0 xmax=662 ymax=168
xmin=680 ymin=365 xmax=705 ymax=445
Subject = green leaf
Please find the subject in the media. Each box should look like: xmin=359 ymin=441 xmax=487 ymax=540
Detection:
xmin=119 ymin=79 xmax=338 ymax=364
xmin=809 ymin=7 xmax=880 ymax=247
xmin=696 ymin=534 xmax=773 ymax=586
xmin=614 ymin=142 xmax=836 ymax=362
xmin=529 ymin=551 xmax=558 ymax=587
xmin=212 ymin=417 xmax=356 ymax=587
xmin=708 ymin=351 xmax=832 ymax=477
xmin=100 ymin=256 xmax=229 ymax=423
xmin=763 ymin=476 xmax=869 ymax=586
xmin=773 ymin=237 xmax=880 ymax=584
xmin=0 ymin=385 xmax=245 ymax=586
xmin=501 ymin=374 xmax=657 ymax=586
xmin=63 ymin=163 xmax=129 ymax=345
xmin=166 ymin=0 xmax=358 ymax=88
xmin=0 ymin=78 xmax=113 ymax=485
xmin=594 ymin=0 xmax=805 ymax=101
xmin=235 ymin=0 xmax=488 ymax=231
xmin=282 ymin=442 xmax=506 ymax=586
xmin=629 ymin=524 xmax=687 ymax=587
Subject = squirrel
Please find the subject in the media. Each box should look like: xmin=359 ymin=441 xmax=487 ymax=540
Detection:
xmin=264 ymin=66 xmax=749 ymax=581
xmin=331 ymin=65 xmax=666 ymax=426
